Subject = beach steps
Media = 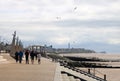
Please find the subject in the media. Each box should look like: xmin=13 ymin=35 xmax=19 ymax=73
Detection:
xmin=61 ymin=66 xmax=97 ymax=81
xmin=54 ymin=63 xmax=82 ymax=81
xmin=54 ymin=63 xmax=99 ymax=81
xmin=0 ymin=55 xmax=9 ymax=64
xmin=61 ymin=73 xmax=81 ymax=81
xmin=62 ymin=74 xmax=70 ymax=81
xmin=0 ymin=53 xmax=15 ymax=64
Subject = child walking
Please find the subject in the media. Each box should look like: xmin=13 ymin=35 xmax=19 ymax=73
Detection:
xmin=37 ymin=52 xmax=41 ymax=64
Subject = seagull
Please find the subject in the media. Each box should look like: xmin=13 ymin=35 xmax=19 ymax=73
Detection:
xmin=56 ymin=17 xmax=61 ymax=19
xmin=74 ymin=7 xmax=77 ymax=10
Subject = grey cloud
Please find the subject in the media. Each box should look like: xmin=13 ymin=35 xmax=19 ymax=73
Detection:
xmin=2 ymin=19 xmax=120 ymax=29
xmin=0 ymin=21 xmax=51 ymax=27
xmin=54 ymin=19 xmax=120 ymax=28
xmin=75 ymin=0 xmax=120 ymax=5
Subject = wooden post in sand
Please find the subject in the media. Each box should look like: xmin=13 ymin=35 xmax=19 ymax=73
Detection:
xmin=88 ymin=68 xmax=91 ymax=74
xmin=104 ymin=74 xmax=106 ymax=81
xmin=93 ymin=68 xmax=95 ymax=75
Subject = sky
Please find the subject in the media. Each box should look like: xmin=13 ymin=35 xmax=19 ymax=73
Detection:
xmin=0 ymin=0 xmax=120 ymax=53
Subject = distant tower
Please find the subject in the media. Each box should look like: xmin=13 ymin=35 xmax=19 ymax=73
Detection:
xmin=68 ymin=43 xmax=70 ymax=49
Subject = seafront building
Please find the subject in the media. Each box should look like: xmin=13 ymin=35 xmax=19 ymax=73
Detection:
xmin=27 ymin=45 xmax=95 ymax=54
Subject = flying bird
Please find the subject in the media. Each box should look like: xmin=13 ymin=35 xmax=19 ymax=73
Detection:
xmin=56 ymin=17 xmax=61 ymax=20
xmin=74 ymin=7 xmax=77 ymax=10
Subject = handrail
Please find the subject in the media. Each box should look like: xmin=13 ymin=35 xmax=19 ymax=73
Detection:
xmin=60 ymin=61 xmax=107 ymax=81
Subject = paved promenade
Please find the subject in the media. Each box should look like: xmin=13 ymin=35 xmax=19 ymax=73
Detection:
xmin=0 ymin=53 xmax=56 ymax=81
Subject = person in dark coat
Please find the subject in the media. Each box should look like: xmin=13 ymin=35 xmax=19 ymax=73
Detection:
xmin=30 ymin=51 xmax=35 ymax=64
xmin=34 ymin=51 xmax=38 ymax=60
xmin=19 ymin=51 xmax=23 ymax=64
xmin=25 ymin=50 xmax=29 ymax=64
xmin=15 ymin=51 xmax=19 ymax=63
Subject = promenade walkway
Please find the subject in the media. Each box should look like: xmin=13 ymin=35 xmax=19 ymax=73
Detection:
xmin=0 ymin=53 xmax=56 ymax=81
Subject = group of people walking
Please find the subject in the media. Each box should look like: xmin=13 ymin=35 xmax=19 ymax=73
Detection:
xmin=15 ymin=50 xmax=41 ymax=64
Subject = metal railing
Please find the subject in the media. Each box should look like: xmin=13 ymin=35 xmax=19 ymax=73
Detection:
xmin=60 ymin=61 xmax=107 ymax=81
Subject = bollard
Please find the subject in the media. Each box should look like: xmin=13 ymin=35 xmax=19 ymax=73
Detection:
xmin=104 ymin=74 xmax=106 ymax=81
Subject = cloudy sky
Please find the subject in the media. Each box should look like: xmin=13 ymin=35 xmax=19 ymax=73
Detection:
xmin=0 ymin=0 xmax=120 ymax=53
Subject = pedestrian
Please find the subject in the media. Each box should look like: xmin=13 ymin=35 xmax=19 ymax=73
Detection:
xmin=25 ymin=50 xmax=29 ymax=64
xmin=37 ymin=52 xmax=41 ymax=64
xmin=15 ymin=51 xmax=19 ymax=63
xmin=35 ymin=51 xmax=38 ymax=60
xmin=19 ymin=51 xmax=23 ymax=64
xmin=30 ymin=50 xmax=35 ymax=64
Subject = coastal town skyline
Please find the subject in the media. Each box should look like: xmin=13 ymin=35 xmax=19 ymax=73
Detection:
xmin=0 ymin=0 xmax=120 ymax=53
